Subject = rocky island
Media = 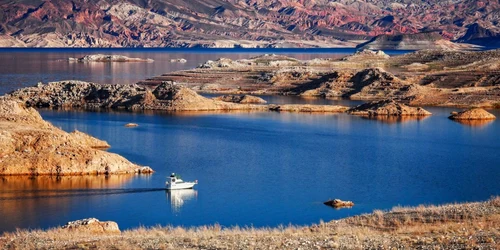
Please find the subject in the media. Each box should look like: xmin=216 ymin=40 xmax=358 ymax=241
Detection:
xmin=0 ymin=98 xmax=152 ymax=175
xmin=348 ymin=100 xmax=432 ymax=117
xmin=69 ymin=54 xmax=153 ymax=62
xmin=449 ymin=108 xmax=497 ymax=120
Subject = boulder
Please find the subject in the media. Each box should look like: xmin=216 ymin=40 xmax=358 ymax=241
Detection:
xmin=449 ymin=108 xmax=496 ymax=120
xmin=214 ymin=95 xmax=267 ymax=104
xmin=124 ymin=123 xmax=139 ymax=127
xmin=324 ymin=199 xmax=354 ymax=208
xmin=135 ymin=166 xmax=154 ymax=174
xmin=170 ymin=58 xmax=187 ymax=63
xmin=348 ymin=99 xmax=432 ymax=117
xmin=62 ymin=218 xmax=120 ymax=234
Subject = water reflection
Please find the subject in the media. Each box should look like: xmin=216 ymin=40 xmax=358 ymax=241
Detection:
xmin=360 ymin=115 xmax=430 ymax=124
xmin=0 ymin=175 xmax=147 ymax=232
xmin=451 ymin=119 xmax=495 ymax=127
xmin=166 ymin=189 xmax=198 ymax=213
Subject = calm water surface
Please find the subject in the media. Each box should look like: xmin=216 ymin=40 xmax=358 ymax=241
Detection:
xmin=0 ymin=49 xmax=498 ymax=233
xmin=0 ymin=107 xmax=498 ymax=232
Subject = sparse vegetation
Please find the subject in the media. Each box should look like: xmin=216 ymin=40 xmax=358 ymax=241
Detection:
xmin=1 ymin=197 xmax=498 ymax=249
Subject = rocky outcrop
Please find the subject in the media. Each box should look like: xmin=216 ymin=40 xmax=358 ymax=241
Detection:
xmin=6 ymin=81 xmax=353 ymax=113
xmin=170 ymin=58 xmax=187 ymax=63
xmin=298 ymin=68 xmax=420 ymax=100
xmin=449 ymin=108 xmax=496 ymax=120
xmin=214 ymin=95 xmax=267 ymax=104
xmin=324 ymin=199 xmax=354 ymax=208
xmin=62 ymin=218 xmax=120 ymax=234
xmin=348 ymin=100 xmax=432 ymax=117
xmin=124 ymin=123 xmax=139 ymax=127
xmin=7 ymin=81 xmax=256 ymax=111
xmin=69 ymin=130 xmax=110 ymax=149
xmin=69 ymin=54 xmax=153 ymax=62
xmin=342 ymin=49 xmax=389 ymax=61
xmin=0 ymin=98 xmax=152 ymax=175
xmin=268 ymin=104 xmax=348 ymax=113
xmin=356 ymin=32 xmax=478 ymax=50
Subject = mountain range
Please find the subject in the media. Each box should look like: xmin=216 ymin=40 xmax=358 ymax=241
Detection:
xmin=0 ymin=0 xmax=499 ymax=48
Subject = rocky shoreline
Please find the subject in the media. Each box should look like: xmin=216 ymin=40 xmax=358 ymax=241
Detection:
xmin=6 ymin=80 xmax=437 ymax=116
xmin=139 ymin=50 xmax=500 ymax=109
xmin=1 ymin=197 xmax=498 ymax=249
xmin=0 ymin=98 xmax=153 ymax=176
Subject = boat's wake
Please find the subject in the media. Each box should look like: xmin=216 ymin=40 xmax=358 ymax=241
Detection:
xmin=0 ymin=188 xmax=168 ymax=200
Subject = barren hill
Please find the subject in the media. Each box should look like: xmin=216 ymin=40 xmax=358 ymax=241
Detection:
xmin=0 ymin=0 xmax=499 ymax=47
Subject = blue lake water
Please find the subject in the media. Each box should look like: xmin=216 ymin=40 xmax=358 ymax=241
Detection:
xmin=0 ymin=49 xmax=498 ymax=233
xmin=0 ymin=106 xmax=498 ymax=233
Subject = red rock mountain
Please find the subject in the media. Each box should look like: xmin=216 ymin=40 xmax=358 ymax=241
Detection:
xmin=0 ymin=0 xmax=499 ymax=47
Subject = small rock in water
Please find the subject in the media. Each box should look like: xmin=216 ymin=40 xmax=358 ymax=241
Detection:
xmin=125 ymin=123 xmax=139 ymax=127
xmin=324 ymin=199 xmax=354 ymax=208
xmin=135 ymin=166 xmax=154 ymax=174
xmin=170 ymin=58 xmax=187 ymax=63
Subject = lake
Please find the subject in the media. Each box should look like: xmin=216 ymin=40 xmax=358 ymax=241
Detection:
xmin=0 ymin=49 xmax=498 ymax=233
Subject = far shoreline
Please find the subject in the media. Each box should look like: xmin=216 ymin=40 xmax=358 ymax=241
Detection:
xmin=0 ymin=47 xmax=416 ymax=54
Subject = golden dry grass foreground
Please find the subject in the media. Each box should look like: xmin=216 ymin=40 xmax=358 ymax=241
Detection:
xmin=1 ymin=197 xmax=499 ymax=249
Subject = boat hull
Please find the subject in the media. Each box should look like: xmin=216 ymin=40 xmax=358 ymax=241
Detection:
xmin=166 ymin=182 xmax=196 ymax=190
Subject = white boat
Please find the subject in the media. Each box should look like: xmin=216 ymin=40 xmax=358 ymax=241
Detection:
xmin=165 ymin=173 xmax=197 ymax=190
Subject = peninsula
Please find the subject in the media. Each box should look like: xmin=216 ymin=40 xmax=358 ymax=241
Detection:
xmin=0 ymin=98 xmax=153 ymax=175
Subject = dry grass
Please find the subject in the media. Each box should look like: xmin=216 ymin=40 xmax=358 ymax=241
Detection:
xmin=1 ymin=197 xmax=499 ymax=249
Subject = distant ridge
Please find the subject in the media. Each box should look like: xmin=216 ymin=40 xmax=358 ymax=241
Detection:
xmin=0 ymin=0 xmax=499 ymax=48
xmin=457 ymin=23 xmax=500 ymax=48
xmin=356 ymin=32 xmax=479 ymax=50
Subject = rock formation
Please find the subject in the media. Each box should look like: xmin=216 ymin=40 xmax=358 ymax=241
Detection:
xmin=170 ymin=59 xmax=187 ymax=63
xmin=348 ymin=100 xmax=432 ymax=117
xmin=297 ymin=68 xmax=420 ymax=100
xmin=214 ymin=95 xmax=267 ymax=104
xmin=7 ymin=81 xmax=244 ymax=111
xmin=62 ymin=218 xmax=120 ymax=234
xmin=69 ymin=54 xmax=153 ymax=62
xmin=6 ymin=81 xmax=354 ymax=114
xmin=269 ymin=104 xmax=348 ymax=113
xmin=341 ymin=49 xmax=389 ymax=61
xmin=449 ymin=108 xmax=496 ymax=120
xmin=324 ymin=199 xmax=354 ymax=208
xmin=124 ymin=123 xmax=139 ymax=128
xmin=0 ymin=98 xmax=153 ymax=175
